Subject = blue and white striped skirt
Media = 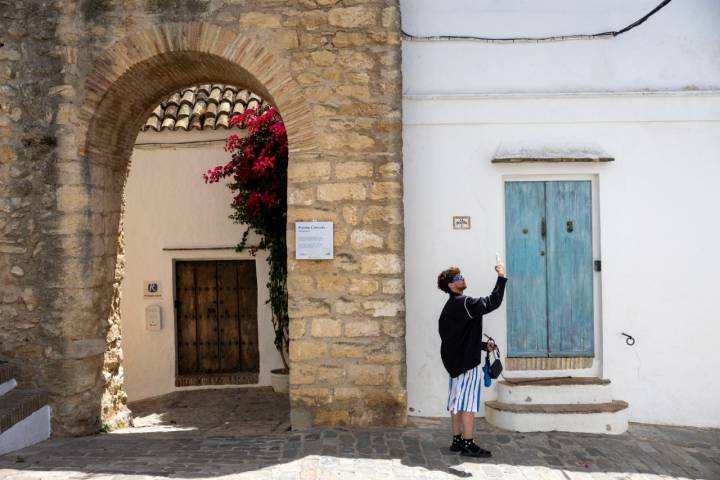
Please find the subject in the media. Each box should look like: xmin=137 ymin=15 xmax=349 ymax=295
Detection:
xmin=447 ymin=365 xmax=482 ymax=414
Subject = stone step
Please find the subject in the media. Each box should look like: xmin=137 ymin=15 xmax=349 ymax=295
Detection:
xmin=498 ymin=377 xmax=612 ymax=405
xmin=485 ymin=400 xmax=629 ymax=435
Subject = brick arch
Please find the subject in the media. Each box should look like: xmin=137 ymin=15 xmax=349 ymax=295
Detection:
xmin=56 ymin=22 xmax=319 ymax=435
xmin=80 ymin=22 xmax=318 ymax=164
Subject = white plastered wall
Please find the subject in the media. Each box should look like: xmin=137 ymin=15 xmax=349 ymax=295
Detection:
xmin=121 ymin=129 xmax=283 ymax=402
xmin=401 ymin=0 xmax=720 ymax=429
xmin=403 ymin=93 xmax=720 ymax=428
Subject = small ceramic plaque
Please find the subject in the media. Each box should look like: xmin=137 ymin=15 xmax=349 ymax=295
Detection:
xmin=143 ymin=281 xmax=162 ymax=297
xmin=453 ymin=216 xmax=471 ymax=230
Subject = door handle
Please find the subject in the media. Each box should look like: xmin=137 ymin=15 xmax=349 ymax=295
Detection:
xmin=541 ymin=217 xmax=546 ymax=239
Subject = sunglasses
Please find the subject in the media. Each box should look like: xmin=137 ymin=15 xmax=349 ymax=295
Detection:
xmin=451 ymin=274 xmax=465 ymax=283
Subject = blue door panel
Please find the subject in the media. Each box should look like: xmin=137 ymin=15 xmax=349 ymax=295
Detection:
xmin=546 ymin=181 xmax=594 ymax=356
xmin=505 ymin=182 xmax=549 ymax=357
xmin=505 ymin=180 xmax=595 ymax=359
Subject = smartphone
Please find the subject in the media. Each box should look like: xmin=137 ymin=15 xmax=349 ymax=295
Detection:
xmin=495 ymin=252 xmax=502 ymax=264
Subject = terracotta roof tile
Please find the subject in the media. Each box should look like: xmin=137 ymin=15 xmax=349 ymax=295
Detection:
xmin=142 ymin=85 xmax=268 ymax=132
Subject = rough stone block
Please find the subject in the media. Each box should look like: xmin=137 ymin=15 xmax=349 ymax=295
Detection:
xmin=300 ymin=11 xmax=328 ymax=29
xmin=288 ymin=162 xmax=331 ymax=182
xmin=348 ymin=278 xmax=379 ymax=296
xmin=317 ymin=183 xmax=366 ymax=201
xmin=317 ymin=366 xmax=345 ymax=384
xmin=316 ymin=274 xmax=349 ymax=293
xmin=334 ymin=386 xmax=363 ymax=401
xmin=360 ymin=254 xmax=402 ymax=274
xmin=382 ymin=278 xmax=404 ymax=294
xmin=311 ymin=318 xmax=342 ymax=338
xmin=363 ymin=301 xmax=404 ymax=317
xmin=288 ymin=187 xmax=315 ymax=206
xmin=370 ymin=181 xmax=402 ymax=200
xmin=348 ymin=364 xmax=385 ymax=386
xmin=239 ymin=12 xmax=282 ymax=28
xmin=363 ymin=206 xmax=403 ymax=225
xmin=328 ymin=6 xmax=378 ymax=28
xmin=335 ymin=161 xmax=373 ymax=179
xmin=350 ymin=229 xmax=383 ymax=249
xmin=287 ymin=207 xmax=337 ymax=222
xmin=288 ymin=319 xmax=306 ymax=339
xmin=331 ymin=341 xmax=368 ymax=359
xmin=289 ymin=300 xmax=331 ymax=318
xmin=345 ymin=319 xmax=381 ymax=337
xmin=382 ymin=319 xmax=405 ymax=338
xmin=335 ymin=299 xmax=361 ymax=315
xmin=314 ymin=409 xmax=350 ymax=425
xmin=290 ymin=340 xmax=328 ymax=361
xmin=290 ymin=387 xmax=332 ymax=407
xmin=290 ymin=364 xmax=316 ymax=385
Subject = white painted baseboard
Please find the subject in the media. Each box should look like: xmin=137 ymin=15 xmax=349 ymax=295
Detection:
xmin=0 ymin=379 xmax=17 ymax=398
xmin=0 ymin=405 xmax=51 ymax=456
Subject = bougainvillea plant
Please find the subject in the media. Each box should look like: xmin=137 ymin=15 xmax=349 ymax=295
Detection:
xmin=204 ymin=105 xmax=289 ymax=371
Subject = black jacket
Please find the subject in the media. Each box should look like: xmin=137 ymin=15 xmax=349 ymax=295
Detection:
xmin=438 ymin=276 xmax=507 ymax=378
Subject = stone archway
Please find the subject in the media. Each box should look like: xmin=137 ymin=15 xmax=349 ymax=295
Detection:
xmin=58 ymin=22 xmax=319 ymax=435
xmin=7 ymin=11 xmax=405 ymax=437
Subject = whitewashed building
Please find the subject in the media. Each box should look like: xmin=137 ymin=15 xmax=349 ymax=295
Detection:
xmin=401 ymin=0 xmax=720 ymax=431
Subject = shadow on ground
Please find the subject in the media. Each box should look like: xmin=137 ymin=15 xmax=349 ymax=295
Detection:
xmin=1 ymin=388 xmax=718 ymax=479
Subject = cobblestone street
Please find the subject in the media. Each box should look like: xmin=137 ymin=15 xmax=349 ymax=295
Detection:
xmin=1 ymin=388 xmax=718 ymax=479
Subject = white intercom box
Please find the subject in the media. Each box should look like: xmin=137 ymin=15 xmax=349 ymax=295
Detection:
xmin=145 ymin=304 xmax=162 ymax=331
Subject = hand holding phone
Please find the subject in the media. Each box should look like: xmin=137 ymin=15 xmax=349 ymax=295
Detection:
xmin=495 ymin=252 xmax=506 ymax=277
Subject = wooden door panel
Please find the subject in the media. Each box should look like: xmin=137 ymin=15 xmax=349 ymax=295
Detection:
xmin=217 ymin=261 xmax=241 ymax=372
xmin=237 ymin=261 xmax=259 ymax=372
xmin=546 ymin=181 xmax=594 ymax=356
xmin=175 ymin=260 xmax=258 ymax=375
xmin=505 ymin=182 xmax=549 ymax=357
xmin=194 ymin=262 xmax=219 ymax=372
xmin=176 ymin=262 xmax=198 ymax=374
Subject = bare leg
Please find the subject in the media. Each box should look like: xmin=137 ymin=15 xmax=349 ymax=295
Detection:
xmin=461 ymin=412 xmax=475 ymax=439
xmin=451 ymin=412 xmax=462 ymax=436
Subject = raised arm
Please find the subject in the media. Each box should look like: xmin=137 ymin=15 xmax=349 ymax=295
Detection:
xmin=465 ymin=276 xmax=507 ymax=317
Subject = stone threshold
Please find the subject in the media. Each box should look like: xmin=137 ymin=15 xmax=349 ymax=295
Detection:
xmin=175 ymin=371 xmax=259 ymax=387
xmin=0 ymin=389 xmax=48 ymax=433
xmin=485 ymin=400 xmax=628 ymax=414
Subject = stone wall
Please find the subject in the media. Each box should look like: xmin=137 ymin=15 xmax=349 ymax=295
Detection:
xmin=0 ymin=0 xmax=404 ymax=435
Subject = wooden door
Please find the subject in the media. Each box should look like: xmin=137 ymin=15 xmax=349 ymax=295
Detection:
xmin=175 ymin=260 xmax=259 ymax=374
xmin=546 ymin=181 xmax=594 ymax=356
xmin=505 ymin=181 xmax=594 ymax=358
xmin=505 ymin=182 xmax=549 ymax=356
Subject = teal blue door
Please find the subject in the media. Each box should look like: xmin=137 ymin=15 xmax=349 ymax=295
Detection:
xmin=505 ymin=181 xmax=594 ymax=357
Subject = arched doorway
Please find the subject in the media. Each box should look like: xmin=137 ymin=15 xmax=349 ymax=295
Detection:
xmin=35 ymin=19 xmax=406 ymax=437
xmin=63 ymin=23 xmax=317 ymax=435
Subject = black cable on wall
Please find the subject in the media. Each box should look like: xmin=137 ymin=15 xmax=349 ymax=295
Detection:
xmin=402 ymin=0 xmax=673 ymax=43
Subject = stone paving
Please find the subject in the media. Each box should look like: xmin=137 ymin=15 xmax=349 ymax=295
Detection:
xmin=1 ymin=388 xmax=718 ymax=479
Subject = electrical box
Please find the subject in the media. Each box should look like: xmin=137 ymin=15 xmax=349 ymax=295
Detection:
xmin=145 ymin=304 xmax=162 ymax=331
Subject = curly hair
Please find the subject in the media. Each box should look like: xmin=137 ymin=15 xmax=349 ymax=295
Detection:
xmin=437 ymin=266 xmax=461 ymax=294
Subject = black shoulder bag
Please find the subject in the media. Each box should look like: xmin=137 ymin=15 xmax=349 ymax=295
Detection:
xmin=483 ymin=334 xmax=504 ymax=379
xmin=463 ymin=297 xmax=504 ymax=379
